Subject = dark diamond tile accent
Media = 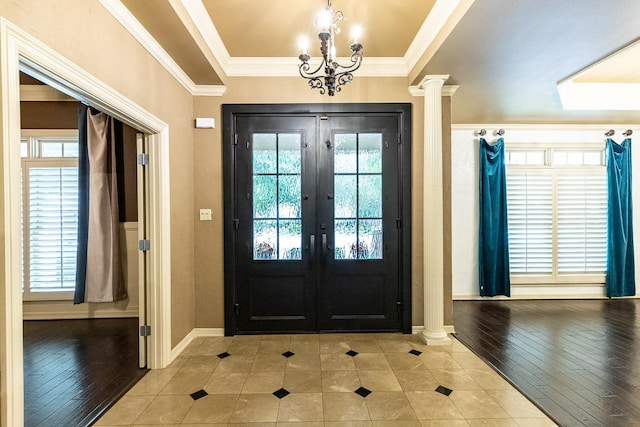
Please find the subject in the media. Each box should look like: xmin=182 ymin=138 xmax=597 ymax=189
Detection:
xmin=435 ymin=385 xmax=453 ymax=396
xmin=409 ymin=349 xmax=422 ymax=356
xmin=282 ymin=351 xmax=295 ymax=358
xmin=217 ymin=352 xmax=230 ymax=359
xmin=190 ymin=389 xmax=208 ymax=400
xmin=273 ymin=388 xmax=290 ymax=399
xmin=354 ymin=386 xmax=371 ymax=398
xmin=346 ymin=350 xmax=359 ymax=357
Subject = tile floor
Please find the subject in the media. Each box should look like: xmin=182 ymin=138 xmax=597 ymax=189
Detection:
xmin=95 ymin=333 xmax=557 ymax=426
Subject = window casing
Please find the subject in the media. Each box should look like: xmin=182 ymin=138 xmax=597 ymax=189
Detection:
xmin=505 ymin=143 xmax=606 ymax=285
xmin=21 ymin=131 xmax=79 ymax=301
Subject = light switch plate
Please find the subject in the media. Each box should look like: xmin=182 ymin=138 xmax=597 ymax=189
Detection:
xmin=199 ymin=208 xmax=212 ymax=221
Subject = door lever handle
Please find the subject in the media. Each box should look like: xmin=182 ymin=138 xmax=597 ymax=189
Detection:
xmin=310 ymin=234 xmax=315 ymax=259
xmin=321 ymin=233 xmax=327 ymax=257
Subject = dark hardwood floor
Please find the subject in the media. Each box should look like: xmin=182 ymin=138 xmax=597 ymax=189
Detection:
xmin=453 ymin=299 xmax=640 ymax=427
xmin=23 ymin=318 xmax=148 ymax=427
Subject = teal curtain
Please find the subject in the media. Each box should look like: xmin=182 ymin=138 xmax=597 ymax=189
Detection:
xmin=479 ymin=137 xmax=510 ymax=297
xmin=606 ymin=137 xmax=635 ymax=298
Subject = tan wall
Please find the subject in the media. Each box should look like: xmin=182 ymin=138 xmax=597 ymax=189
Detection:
xmin=192 ymin=76 xmax=436 ymax=329
xmin=1 ymin=0 xmax=196 ymax=347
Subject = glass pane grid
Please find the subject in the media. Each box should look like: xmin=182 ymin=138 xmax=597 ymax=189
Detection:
xmin=334 ymin=133 xmax=383 ymax=260
xmin=253 ymin=133 xmax=302 ymax=261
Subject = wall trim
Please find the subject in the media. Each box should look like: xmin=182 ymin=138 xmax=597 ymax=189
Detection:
xmin=412 ymin=325 xmax=456 ymax=335
xmin=20 ymin=84 xmax=76 ymax=101
xmin=23 ymin=306 xmax=139 ymax=320
xmin=170 ymin=327 xmax=225 ymax=361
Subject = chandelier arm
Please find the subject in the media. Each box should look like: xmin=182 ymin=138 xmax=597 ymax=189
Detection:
xmin=298 ymin=58 xmax=328 ymax=79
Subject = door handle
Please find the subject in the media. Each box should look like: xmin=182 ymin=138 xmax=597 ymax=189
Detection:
xmin=321 ymin=233 xmax=327 ymax=257
xmin=310 ymin=234 xmax=315 ymax=259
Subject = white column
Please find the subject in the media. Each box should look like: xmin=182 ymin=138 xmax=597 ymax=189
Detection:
xmin=416 ymin=75 xmax=451 ymax=345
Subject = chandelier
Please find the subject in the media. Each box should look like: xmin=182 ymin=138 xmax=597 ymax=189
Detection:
xmin=298 ymin=0 xmax=363 ymax=96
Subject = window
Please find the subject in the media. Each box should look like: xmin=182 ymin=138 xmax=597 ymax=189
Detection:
xmin=506 ymin=145 xmax=606 ymax=285
xmin=21 ymin=131 xmax=79 ymax=300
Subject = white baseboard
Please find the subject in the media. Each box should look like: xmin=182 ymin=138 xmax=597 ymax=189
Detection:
xmin=412 ymin=325 xmax=456 ymax=335
xmin=23 ymin=306 xmax=139 ymax=320
xmin=170 ymin=327 xmax=225 ymax=361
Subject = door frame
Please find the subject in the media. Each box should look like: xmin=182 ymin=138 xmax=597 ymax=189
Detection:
xmin=1 ymin=19 xmax=173 ymax=426
xmin=222 ymin=103 xmax=412 ymax=335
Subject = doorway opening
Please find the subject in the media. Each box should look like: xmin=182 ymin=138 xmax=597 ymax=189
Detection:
xmin=1 ymin=19 xmax=172 ymax=426
xmin=223 ymin=104 xmax=412 ymax=335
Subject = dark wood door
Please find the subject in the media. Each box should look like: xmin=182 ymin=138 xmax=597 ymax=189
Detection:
xmin=226 ymin=106 xmax=410 ymax=334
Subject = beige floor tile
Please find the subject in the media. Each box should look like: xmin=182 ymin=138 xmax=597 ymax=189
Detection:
xmin=378 ymin=340 xmax=413 ymax=353
xmin=241 ymin=371 xmax=285 ymax=394
xmin=448 ymin=390 xmax=510 ymax=419
xmin=513 ymin=419 xmax=558 ymax=427
xmin=276 ymin=422 xmax=323 ymax=427
xmin=465 ymin=420 xmax=520 ymax=427
xmin=322 ymin=370 xmax=362 ymax=392
xmin=230 ymin=423 xmax=276 ymax=427
xmin=418 ymin=352 xmax=462 ymax=369
xmin=357 ymin=370 xmax=402 ymax=391
xmin=365 ymin=392 xmax=417 ymax=421
xmin=384 ymin=353 xmax=427 ymax=370
xmin=215 ymin=354 xmax=255 ymax=372
xmin=198 ymin=340 xmax=232 ymax=355
xmin=322 ymin=353 xmax=357 ymax=370
xmin=405 ymin=391 xmax=464 ymax=420
xmin=94 ymin=394 xmax=155 ymax=425
xmin=323 ymin=392 xmax=371 ymax=421
xmin=133 ymin=394 xmax=193 ymax=425
xmin=452 ymin=352 xmax=493 ymax=369
xmin=324 ymin=422 xmax=372 ymax=427
xmin=320 ymin=340 xmax=352 ymax=354
xmin=286 ymin=353 xmax=321 ymax=371
xmin=419 ymin=420 xmax=470 ymax=426
xmin=349 ymin=340 xmax=383 ymax=353
xmin=230 ymin=394 xmax=280 ymax=423
xmin=177 ymin=355 xmax=220 ymax=374
xmin=451 ymin=338 xmax=472 ymax=353
xmin=393 ymin=370 xmax=439 ymax=391
xmin=464 ymin=368 xmax=513 ymax=390
xmin=283 ymin=370 xmax=323 ymax=392
xmin=485 ymin=389 xmax=548 ymax=419
xmin=181 ymin=394 xmax=239 ymax=423
xmin=429 ymin=368 xmax=482 ymax=390
xmin=259 ymin=338 xmax=292 ymax=354
xmin=251 ymin=353 xmax=288 ymax=371
xmin=204 ymin=372 xmax=248 ymax=394
xmin=372 ymin=421 xmax=422 ymax=427
xmin=159 ymin=372 xmax=210 ymax=395
xmin=227 ymin=341 xmax=260 ymax=356
xmin=127 ymin=370 xmax=176 ymax=395
xmin=277 ymin=393 xmax=324 ymax=421
xmin=289 ymin=339 xmax=321 ymax=354
xmin=354 ymin=354 xmax=391 ymax=370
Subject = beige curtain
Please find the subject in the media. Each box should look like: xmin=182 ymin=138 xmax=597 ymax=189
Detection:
xmin=75 ymin=107 xmax=127 ymax=303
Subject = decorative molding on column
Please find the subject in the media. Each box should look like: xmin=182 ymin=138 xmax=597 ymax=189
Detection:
xmin=419 ymin=75 xmax=451 ymax=346
xmin=409 ymin=84 xmax=459 ymax=97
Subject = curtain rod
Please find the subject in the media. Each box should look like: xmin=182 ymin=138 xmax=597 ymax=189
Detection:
xmin=605 ymin=129 xmax=633 ymax=136
xmin=477 ymin=129 xmax=505 ymax=136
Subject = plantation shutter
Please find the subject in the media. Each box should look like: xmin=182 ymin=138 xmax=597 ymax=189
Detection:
xmin=557 ymin=172 xmax=607 ymax=273
xmin=27 ymin=166 xmax=78 ymax=291
xmin=506 ymin=172 xmax=553 ymax=275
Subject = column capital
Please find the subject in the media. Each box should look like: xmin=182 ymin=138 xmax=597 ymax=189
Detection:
xmin=408 ymin=84 xmax=459 ymax=97
xmin=418 ymin=74 xmax=450 ymax=89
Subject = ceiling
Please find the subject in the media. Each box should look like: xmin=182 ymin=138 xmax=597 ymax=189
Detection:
xmin=101 ymin=1 xmax=640 ymax=123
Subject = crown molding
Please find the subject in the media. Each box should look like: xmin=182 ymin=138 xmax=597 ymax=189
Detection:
xmin=99 ymin=0 xmax=225 ymax=97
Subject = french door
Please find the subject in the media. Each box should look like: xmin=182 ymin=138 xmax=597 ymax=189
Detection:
xmin=223 ymin=104 xmax=411 ymax=334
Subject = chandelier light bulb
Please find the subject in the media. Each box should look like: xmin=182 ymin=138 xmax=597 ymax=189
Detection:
xmin=316 ymin=9 xmax=332 ymax=30
xmin=298 ymin=36 xmax=309 ymax=55
xmin=351 ymin=25 xmax=362 ymax=44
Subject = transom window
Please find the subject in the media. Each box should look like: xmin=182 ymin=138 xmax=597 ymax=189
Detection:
xmin=21 ymin=131 xmax=79 ymax=300
xmin=505 ymin=145 xmax=606 ymax=285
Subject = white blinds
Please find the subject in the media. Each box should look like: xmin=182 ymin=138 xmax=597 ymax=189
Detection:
xmin=506 ymin=172 xmax=553 ymax=275
xmin=26 ymin=166 xmax=78 ymax=291
xmin=557 ymin=173 xmax=607 ymax=273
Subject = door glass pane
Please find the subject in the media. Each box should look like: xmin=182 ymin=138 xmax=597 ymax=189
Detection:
xmin=358 ymin=175 xmax=382 ymax=217
xmin=334 ymin=175 xmax=357 ymax=218
xmin=253 ymin=175 xmax=277 ymax=218
xmin=334 ymin=134 xmax=357 ymax=173
xmin=334 ymin=133 xmax=383 ymax=260
xmin=358 ymin=134 xmax=382 ymax=173
xmin=253 ymin=134 xmax=277 ymax=173
xmin=253 ymin=133 xmax=302 ymax=260
xmin=335 ymin=219 xmax=357 ymax=259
